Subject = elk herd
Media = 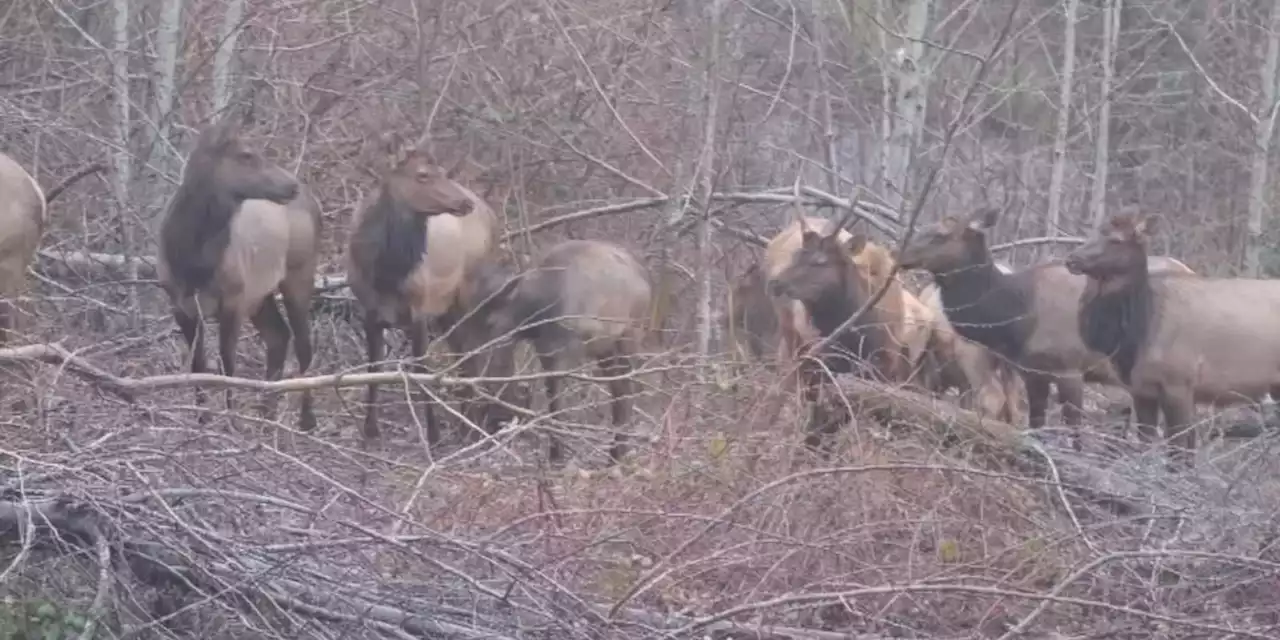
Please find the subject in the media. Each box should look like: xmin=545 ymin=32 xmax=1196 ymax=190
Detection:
xmin=1 ymin=117 xmax=1277 ymax=469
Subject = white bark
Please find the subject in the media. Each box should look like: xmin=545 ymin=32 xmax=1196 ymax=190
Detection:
xmin=151 ymin=1 xmax=183 ymax=145
xmin=880 ymin=0 xmax=935 ymax=212
xmin=1089 ymin=0 xmax=1119 ymax=232
xmin=1046 ymin=0 xmax=1080 ymax=244
xmin=213 ymin=0 xmax=247 ymax=115
xmin=110 ymin=0 xmax=135 ymax=318
xmin=812 ymin=0 xmax=839 ymax=193
xmin=1245 ymin=0 xmax=1280 ymax=276
xmin=696 ymin=0 xmax=725 ymax=357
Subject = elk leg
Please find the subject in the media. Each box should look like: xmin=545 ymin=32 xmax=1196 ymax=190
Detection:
xmin=362 ymin=315 xmax=386 ymax=440
xmin=250 ymin=300 xmax=290 ymax=423
xmin=539 ymin=352 xmax=566 ymax=464
xmin=800 ymin=365 xmax=835 ymax=456
xmin=598 ymin=349 xmax=636 ymax=464
xmin=0 ymin=299 xmax=28 ymax=412
xmin=1160 ymin=389 xmax=1197 ymax=469
xmin=1024 ymin=374 xmax=1051 ymax=431
xmin=174 ymin=307 xmax=210 ymax=422
xmin=1131 ymin=395 xmax=1160 ymax=444
xmin=279 ymin=278 xmax=317 ymax=432
xmin=407 ymin=320 xmax=440 ymax=447
xmin=216 ymin=310 xmax=243 ymax=424
xmin=1055 ymin=377 xmax=1085 ymax=452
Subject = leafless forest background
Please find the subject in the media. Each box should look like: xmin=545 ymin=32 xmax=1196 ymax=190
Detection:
xmin=3 ymin=0 xmax=1280 ymax=637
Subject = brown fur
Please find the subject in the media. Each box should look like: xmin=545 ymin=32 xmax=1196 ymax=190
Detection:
xmin=1066 ymin=214 xmax=1276 ymax=462
xmin=156 ymin=121 xmax=320 ymax=429
xmin=896 ymin=208 xmax=1194 ymax=450
xmin=459 ymin=239 xmax=652 ymax=464
xmin=347 ymin=137 xmax=518 ymax=444
xmin=763 ymin=216 xmax=913 ymax=385
xmin=766 ymin=212 xmax=898 ymax=452
xmin=0 ymin=152 xmax=46 ymax=352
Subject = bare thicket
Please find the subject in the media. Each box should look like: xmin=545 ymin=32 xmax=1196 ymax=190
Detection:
xmin=2 ymin=0 xmax=1280 ymax=638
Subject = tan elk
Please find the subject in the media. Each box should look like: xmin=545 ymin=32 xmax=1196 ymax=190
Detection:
xmin=896 ymin=208 xmax=1195 ymax=450
xmin=458 ymin=239 xmax=653 ymax=464
xmin=346 ymin=136 xmax=518 ymax=445
xmin=1066 ymin=213 xmax=1280 ymax=464
xmin=0 ymin=152 xmax=47 ymax=352
xmin=764 ymin=214 xmax=913 ymax=389
xmin=156 ymin=120 xmax=320 ymax=428
xmin=766 ymin=211 xmax=899 ymax=451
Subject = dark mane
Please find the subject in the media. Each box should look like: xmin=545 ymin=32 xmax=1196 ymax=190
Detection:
xmin=1078 ymin=271 xmax=1152 ymax=385
xmin=353 ymin=188 xmax=429 ymax=295
xmin=932 ymin=262 xmax=1035 ymax=361
xmin=803 ymin=263 xmax=891 ymax=379
xmin=160 ymin=155 xmax=237 ymax=291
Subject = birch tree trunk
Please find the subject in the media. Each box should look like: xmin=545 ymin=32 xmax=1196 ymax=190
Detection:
xmin=110 ymin=0 xmax=136 ymax=321
xmin=1045 ymin=0 xmax=1080 ymax=247
xmin=1245 ymin=0 xmax=1280 ymax=277
xmin=880 ymin=0 xmax=934 ymax=212
xmin=812 ymin=0 xmax=839 ymax=193
xmin=1089 ymin=0 xmax=1119 ymax=231
xmin=695 ymin=0 xmax=725 ymax=357
xmin=213 ymin=0 xmax=246 ymax=115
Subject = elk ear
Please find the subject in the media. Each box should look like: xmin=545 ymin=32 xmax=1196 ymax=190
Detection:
xmin=380 ymin=131 xmax=410 ymax=166
xmin=844 ymin=233 xmax=868 ymax=255
xmin=969 ymin=207 xmax=1000 ymax=231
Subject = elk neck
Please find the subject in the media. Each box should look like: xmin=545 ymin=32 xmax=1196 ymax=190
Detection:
xmin=367 ymin=187 xmax=429 ymax=295
xmin=1078 ymin=263 xmax=1152 ymax=385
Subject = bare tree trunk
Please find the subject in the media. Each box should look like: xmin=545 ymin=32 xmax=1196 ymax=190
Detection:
xmin=1046 ymin=0 xmax=1079 ymax=249
xmin=695 ymin=0 xmax=725 ymax=357
xmin=110 ymin=0 xmax=134 ymax=323
xmin=141 ymin=0 xmax=185 ymax=315
xmin=812 ymin=1 xmax=839 ymax=194
xmin=880 ymin=0 xmax=935 ymax=212
xmin=1245 ymin=0 xmax=1280 ymax=277
xmin=213 ymin=0 xmax=247 ymax=115
xmin=1089 ymin=0 xmax=1119 ymax=231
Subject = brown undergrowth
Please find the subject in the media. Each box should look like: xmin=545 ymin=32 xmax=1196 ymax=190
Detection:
xmin=0 ymin=298 xmax=1276 ymax=639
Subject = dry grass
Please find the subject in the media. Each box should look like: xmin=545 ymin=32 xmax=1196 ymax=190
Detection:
xmin=0 ymin=289 xmax=1276 ymax=639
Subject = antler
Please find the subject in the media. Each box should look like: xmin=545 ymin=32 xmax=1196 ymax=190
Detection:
xmin=826 ymin=187 xmax=863 ymax=236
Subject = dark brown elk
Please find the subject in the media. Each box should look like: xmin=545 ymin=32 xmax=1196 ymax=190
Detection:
xmin=157 ymin=121 xmax=320 ymax=428
xmin=347 ymin=138 xmax=518 ymax=444
xmin=459 ymin=239 xmax=652 ymax=464
xmin=766 ymin=211 xmax=898 ymax=451
xmin=895 ymin=208 xmax=1194 ymax=449
xmin=0 ymin=152 xmax=47 ymax=353
xmin=1065 ymin=213 xmax=1276 ymax=463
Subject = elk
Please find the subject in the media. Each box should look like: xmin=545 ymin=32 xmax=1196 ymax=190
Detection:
xmin=1065 ymin=213 xmax=1279 ymax=463
xmin=0 ymin=152 xmax=47 ymax=353
xmin=766 ymin=211 xmax=898 ymax=451
xmin=725 ymin=262 xmax=778 ymax=362
xmin=764 ymin=214 xmax=913 ymax=387
xmin=346 ymin=136 xmax=518 ymax=444
xmin=459 ymin=239 xmax=652 ymax=464
xmin=895 ymin=208 xmax=1195 ymax=449
xmin=156 ymin=120 xmax=320 ymax=429
xmin=918 ymin=281 xmax=1026 ymax=424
